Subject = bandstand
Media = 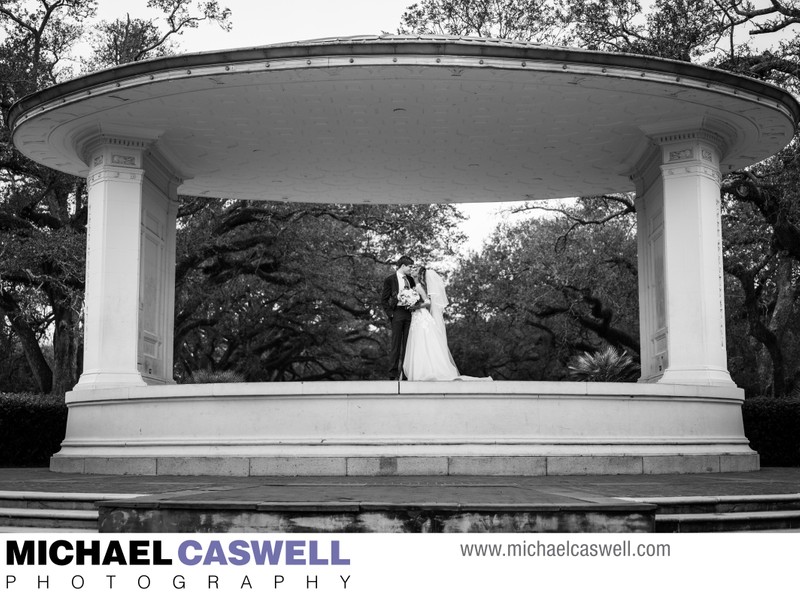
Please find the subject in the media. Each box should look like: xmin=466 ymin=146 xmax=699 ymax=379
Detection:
xmin=10 ymin=36 xmax=800 ymax=476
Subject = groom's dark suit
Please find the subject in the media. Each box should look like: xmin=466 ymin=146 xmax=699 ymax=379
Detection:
xmin=381 ymin=272 xmax=416 ymax=380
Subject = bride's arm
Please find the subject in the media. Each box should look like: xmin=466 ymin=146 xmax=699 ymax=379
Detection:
xmin=415 ymin=285 xmax=431 ymax=309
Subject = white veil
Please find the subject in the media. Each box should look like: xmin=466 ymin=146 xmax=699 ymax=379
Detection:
xmin=425 ymin=268 xmax=458 ymax=368
xmin=425 ymin=269 xmax=449 ymax=327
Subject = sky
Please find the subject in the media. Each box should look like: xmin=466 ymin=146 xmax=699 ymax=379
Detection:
xmin=89 ymin=0 xmax=518 ymax=254
xmin=96 ymin=0 xmax=413 ymax=46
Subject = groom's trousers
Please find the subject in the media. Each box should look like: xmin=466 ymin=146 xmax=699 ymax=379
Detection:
xmin=388 ymin=310 xmax=412 ymax=380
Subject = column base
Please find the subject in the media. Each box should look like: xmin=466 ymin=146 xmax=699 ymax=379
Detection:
xmin=658 ymin=366 xmax=736 ymax=387
xmin=74 ymin=370 xmax=148 ymax=390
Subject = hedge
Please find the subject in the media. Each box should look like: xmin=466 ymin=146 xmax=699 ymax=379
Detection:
xmin=742 ymin=396 xmax=800 ymax=467
xmin=0 ymin=392 xmax=67 ymax=467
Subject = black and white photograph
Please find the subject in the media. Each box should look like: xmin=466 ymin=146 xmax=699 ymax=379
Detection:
xmin=1 ymin=0 xmax=799 ymax=590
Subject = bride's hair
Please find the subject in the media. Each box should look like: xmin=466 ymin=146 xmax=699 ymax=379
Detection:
xmin=418 ymin=266 xmax=428 ymax=291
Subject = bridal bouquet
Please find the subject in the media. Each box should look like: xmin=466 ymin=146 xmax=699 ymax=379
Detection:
xmin=397 ymin=287 xmax=420 ymax=308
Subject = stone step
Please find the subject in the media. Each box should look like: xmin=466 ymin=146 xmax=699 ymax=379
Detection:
xmin=618 ymin=494 xmax=800 ymax=532
xmin=0 ymin=507 xmax=99 ymax=530
xmin=656 ymin=509 xmax=800 ymax=533
xmin=622 ymin=493 xmax=800 ymax=515
xmin=0 ymin=491 xmax=144 ymax=511
xmin=0 ymin=491 xmax=139 ymax=510
xmin=0 ymin=492 xmax=144 ymax=532
xmin=0 ymin=526 xmax=98 ymax=533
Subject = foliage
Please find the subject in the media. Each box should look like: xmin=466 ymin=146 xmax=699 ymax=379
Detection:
xmin=0 ymin=1 xmax=461 ymax=390
xmin=448 ymin=312 xmax=560 ymax=380
xmin=398 ymin=0 xmax=800 ymax=396
xmin=568 ymin=0 xmax=730 ymax=60
xmin=0 ymin=0 xmax=96 ymax=91
xmin=563 ymin=1 xmax=800 ymax=396
xmin=398 ymin=0 xmax=574 ymax=43
xmin=84 ymin=0 xmax=231 ymax=70
xmin=711 ymin=4 xmax=800 ymax=398
xmin=721 ymin=182 xmax=800 ymax=398
xmin=398 ymin=0 xmax=732 ymax=59
xmin=2 ymin=0 xmax=800 ymax=401
xmin=0 ymin=0 xmax=230 ymax=395
xmin=173 ymin=199 xmax=464 ymax=381
xmin=0 ymin=392 xmax=67 ymax=466
xmin=567 ymin=345 xmax=640 ymax=382
xmin=743 ymin=396 xmax=800 ymax=466
xmin=183 ymin=369 xmax=245 ymax=384
xmin=447 ymin=197 xmax=639 ymax=380
xmin=0 ymin=325 xmax=39 ymax=393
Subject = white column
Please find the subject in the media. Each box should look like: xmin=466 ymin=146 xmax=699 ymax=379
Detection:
xmin=635 ymin=129 xmax=734 ymax=386
xmin=75 ymin=136 xmax=181 ymax=390
xmin=77 ymin=138 xmax=148 ymax=389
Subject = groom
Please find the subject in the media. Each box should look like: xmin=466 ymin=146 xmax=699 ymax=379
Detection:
xmin=381 ymin=255 xmax=416 ymax=380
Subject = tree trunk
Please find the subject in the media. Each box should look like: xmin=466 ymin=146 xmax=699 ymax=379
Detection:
xmin=0 ymin=293 xmax=53 ymax=394
xmin=51 ymin=301 xmax=80 ymax=395
xmin=728 ymin=262 xmax=790 ymax=397
xmin=767 ymin=257 xmax=797 ymax=397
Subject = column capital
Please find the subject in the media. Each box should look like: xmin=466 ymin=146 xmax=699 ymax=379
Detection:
xmin=656 ymin=130 xmax=727 ymax=183
xmin=81 ymin=132 xmax=184 ymax=196
xmin=628 ymin=126 xmax=727 ymax=195
xmin=82 ymin=134 xmax=153 ymax=174
xmin=640 ymin=114 xmax=733 ymax=151
xmin=83 ymin=133 xmax=156 ymax=152
xmin=645 ymin=127 xmax=725 ymax=188
xmin=78 ymin=124 xmax=160 ymax=163
xmin=649 ymin=128 xmax=727 ymax=152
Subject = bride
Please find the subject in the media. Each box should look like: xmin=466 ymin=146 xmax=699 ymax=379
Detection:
xmin=402 ymin=265 xmax=490 ymax=381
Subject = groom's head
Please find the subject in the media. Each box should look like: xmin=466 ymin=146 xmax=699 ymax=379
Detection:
xmin=396 ymin=255 xmax=414 ymax=274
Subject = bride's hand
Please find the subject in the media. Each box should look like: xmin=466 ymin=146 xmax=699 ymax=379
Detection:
xmin=409 ymin=298 xmax=429 ymax=311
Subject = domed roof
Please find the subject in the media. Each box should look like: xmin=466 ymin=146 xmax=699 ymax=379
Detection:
xmin=10 ymin=36 xmax=799 ymax=204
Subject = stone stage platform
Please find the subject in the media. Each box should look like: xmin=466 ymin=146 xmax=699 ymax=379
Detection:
xmin=51 ymin=381 xmax=757 ymax=477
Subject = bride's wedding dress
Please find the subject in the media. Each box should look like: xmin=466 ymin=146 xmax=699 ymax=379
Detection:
xmin=402 ymin=270 xmax=491 ymax=382
xmin=403 ymin=306 xmax=460 ymax=381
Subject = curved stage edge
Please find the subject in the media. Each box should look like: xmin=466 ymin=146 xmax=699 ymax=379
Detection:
xmin=51 ymin=381 xmax=759 ymax=476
